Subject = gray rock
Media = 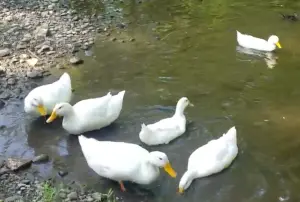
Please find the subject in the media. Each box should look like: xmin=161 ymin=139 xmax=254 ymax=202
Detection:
xmin=16 ymin=43 xmax=27 ymax=50
xmin=34 ymin=23 xmax=50 ymax=38
xmin=4 ymin=195 xmax=22 ymax=202
xmin=0 ymin=49 xmax=11 ymax=57
xmin=32 ymin=154 xmax=49 ymax=163
xmin=6 ymin=158 xmax=32 ymax=171
xmin=0 ymin=99 xmax=4 ymax=110
xmin=68 ymin=192 xmax=78 ymax=200
xmin=86 ymin=196 xmax=94 ymax=202
xmin=0 ymin=167 xmax=9 ymax=176
xmin=21 ymin=33 xmax=32 ymax=42
xmin=21 ymin=179 xmax=30 ymax=184
xmin=69 ymin=56 xmax=83 ymax=65
xmin=92 ymin=192 xmax=102 ymax=201
xmin=46 ymin=51 xmax=56 ymax=55
xmin=26 ymin=71 xmax=43 ymax=79
xmin=59 ymin=192 xmax=67 ymax=199
xmin=37 ymin=45 xmax=51 ymax=54
xmin=7 ymin=78 xmax=16 ymax=85
xmin=51 ymin=0 xmax=59 ymax=2
xmin=17 ymin=183 xmax=26 ymax=189
xmin=0 ymin=66 xmax=5 ymax=75
xmin=58 ymin=170 xmax=68 ymax=177
xmin=0 ymin=157 xmax=4 ymax=167
xmin=0 ymin=92 xmax=11 ymax=100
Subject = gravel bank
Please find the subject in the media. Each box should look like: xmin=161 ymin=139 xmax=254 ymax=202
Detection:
xmin=0 ymin=156 xmax=118 ymax=202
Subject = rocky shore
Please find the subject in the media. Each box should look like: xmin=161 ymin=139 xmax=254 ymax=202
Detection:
xmin=0 ymin=156 xmax=117 ymax=202
xmin=0 ymin=0 xmax=122 ymax=102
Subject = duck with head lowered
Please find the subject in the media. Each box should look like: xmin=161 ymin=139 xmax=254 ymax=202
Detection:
xmin=139 ymin=97 xmax=193 ymax=146
xmin=46 ymin=90 xmax=126 ymax=135
xmin=24 ymin=72 xmax=72 ymax=117
xmin=178 ymin=127 xmax=238 ymax=194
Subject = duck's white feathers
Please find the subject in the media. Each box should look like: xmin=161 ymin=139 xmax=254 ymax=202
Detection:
xmin=24 ymin=72 xmax=72 ymax=115
xmin=140 ymin=116 xmax=185 ymax=145
xmin=188 ymin=127 xmax=238 ymax=176
xmin=236 ymin=30 xmax=275 ymax=51
xmin=78 ymin=135 xmax=160 ymax=184
xmin=62 ymin=90 xmax=125 ymax=134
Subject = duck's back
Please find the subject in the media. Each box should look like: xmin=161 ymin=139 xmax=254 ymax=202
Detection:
xmin=188 ymin=136 xmax=237 ymax=175
xmin=237 ymin=31 xmax=270 ymax=51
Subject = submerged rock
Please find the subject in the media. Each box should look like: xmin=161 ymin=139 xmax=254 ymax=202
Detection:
xmin=58 ymin=170 xmax=68 ymax=177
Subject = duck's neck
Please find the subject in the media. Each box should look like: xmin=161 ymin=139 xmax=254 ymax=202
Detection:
xmin=138 ymin=160 xmax=160 ymax=184
xmin=62 ymin=107 xmax=78 ymax=124
xmin=179 ymin=170 xmax=197 ymax=191
xmin=174 ymin=103 xmax=186 ymax=117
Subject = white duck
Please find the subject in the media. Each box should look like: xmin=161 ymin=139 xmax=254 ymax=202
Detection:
xmin=236 ymin=30 xmax=282 ymax=51
xmin=78 ymin=135 xmax=177 ymax=191
xmin=139 ymin=97 xmax=193 ymax=146
xmin=46 ymin=90 xmax=125 ymax=134
xmin=178 ymin=127 xmax=238 ymax=194
xmin=24 ymin=72 xmax=72 ymax=116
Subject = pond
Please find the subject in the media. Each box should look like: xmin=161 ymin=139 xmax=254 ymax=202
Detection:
xmin=2 ymin=0 xmax=300 ymax=201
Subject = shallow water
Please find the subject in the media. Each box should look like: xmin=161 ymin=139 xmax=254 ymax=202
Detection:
xmin=2 ymin=0 xmax=300 ymax=201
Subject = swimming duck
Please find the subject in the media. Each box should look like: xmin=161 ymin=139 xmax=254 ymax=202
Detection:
xmin=178 ymin=127 xmax=238 ymax=194
xmin=78 ymin=135 xmax=177 ymax=191
xmin=236 ymin=30 xmax=282 ymax=51
xmin=24 ymin=72 xmax=72 ymax=117
xmin=46 ymin=90 xmax=125 ymax=134
xmin=139 ymin=97 xmax=193 ymax=146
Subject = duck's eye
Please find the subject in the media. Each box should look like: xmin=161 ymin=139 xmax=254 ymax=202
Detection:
xmin=159 ymin=157 xmax=163 ymax=160
xmin=58 ymin=106 xmax=62 ymax=110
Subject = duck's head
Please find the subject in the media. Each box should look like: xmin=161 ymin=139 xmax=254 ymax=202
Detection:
xmin=176 ymin=97 xmax=194 ymax=112
xmin=29 ymin=96 xmax=47 ymax=116
xmin=268 ymin=35 xmax=282 ymax=49
xmin=149 ymin=151 xmax=177 ymax=178
xmin=46 ymin=103 xmax=72 ymax=123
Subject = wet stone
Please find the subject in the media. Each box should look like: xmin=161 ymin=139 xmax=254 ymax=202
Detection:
xmin=68 ymin=192 xmax=78 ymax=200
xmin=32 ymin=154 xmax=49 ymax=163
xmin=69 ymin=56 xmax=83 ymax=65
xmin=58 ymin=170 xmax=68 ymax=177
xmin=6 ymin=158 xmax=32 ymax=171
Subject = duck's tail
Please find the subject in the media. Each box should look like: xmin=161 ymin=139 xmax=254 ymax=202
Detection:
xmin=141 ymin=123 xmax=152 ymax=133
xmin=222 ymin=126 xmax=237 ymax=144
xmin=109 ymin=90 xmax=126 ymax=110
xmin=59 ymin=72 xmax=72 ymax=88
